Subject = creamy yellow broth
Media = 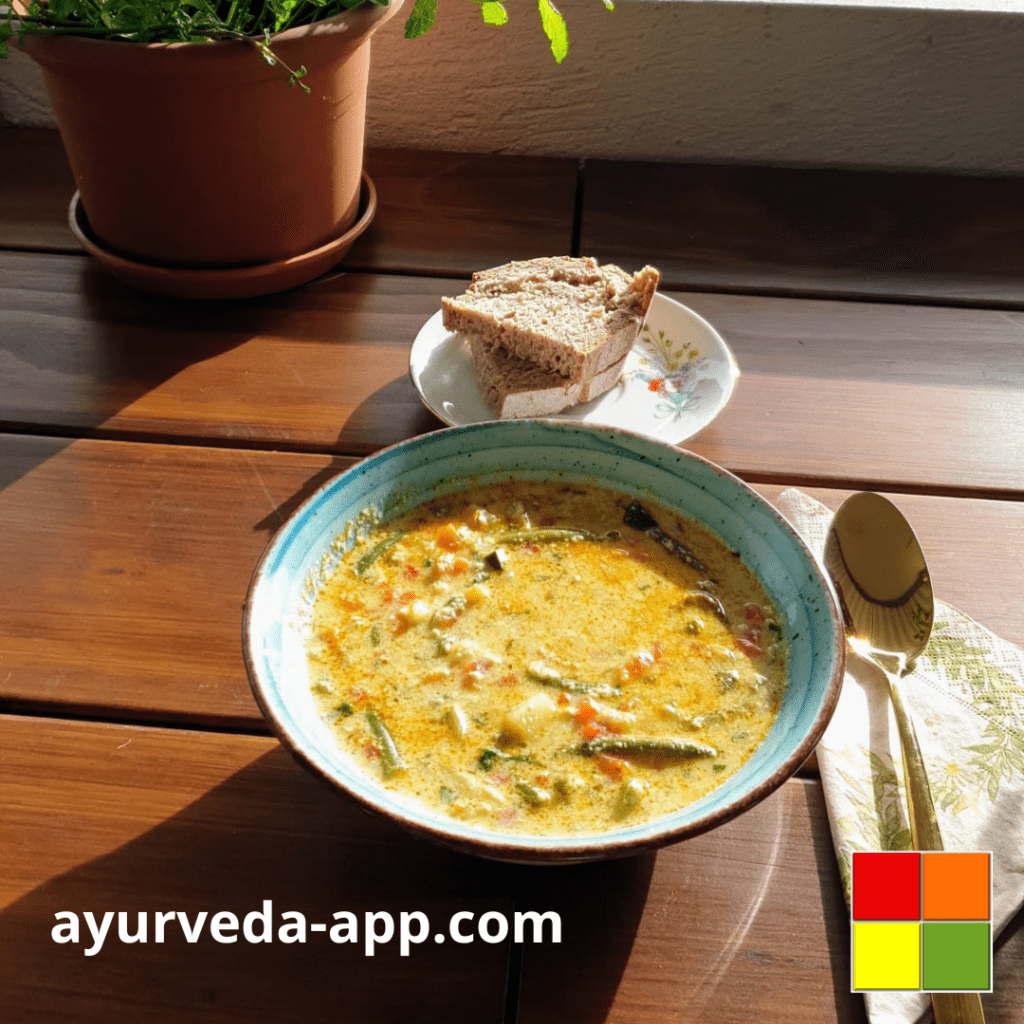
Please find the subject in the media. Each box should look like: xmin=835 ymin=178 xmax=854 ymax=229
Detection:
xmin=307 ymin=481 xmax=786 ymax=836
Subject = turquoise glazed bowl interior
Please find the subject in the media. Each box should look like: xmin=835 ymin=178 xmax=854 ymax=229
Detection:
xmin=243 ymin=421 xmax=845 ymax=864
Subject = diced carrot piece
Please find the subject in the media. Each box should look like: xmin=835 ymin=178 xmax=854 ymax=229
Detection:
xmin=580 ymin=722 xmax=604 ymax=741
xmin=436 ymin=523 xmax=463 ymax=551
xmin=576 ymin=700 xmax=598 ymax=726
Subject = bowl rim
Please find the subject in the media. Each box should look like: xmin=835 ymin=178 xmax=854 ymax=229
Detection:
xmin=242 ymin=420 xmax=846 ymax=863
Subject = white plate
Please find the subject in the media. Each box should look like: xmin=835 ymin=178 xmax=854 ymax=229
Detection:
xmin=408 ymin=291 xmax=740 ymax=444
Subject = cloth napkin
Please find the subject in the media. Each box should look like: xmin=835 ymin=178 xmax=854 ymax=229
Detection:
xmin=776 ymin=488 xmax=1024 ymax=1024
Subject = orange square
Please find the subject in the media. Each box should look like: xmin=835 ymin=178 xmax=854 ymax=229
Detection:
xmin=922 ymin=853 xmax=990 ymax=921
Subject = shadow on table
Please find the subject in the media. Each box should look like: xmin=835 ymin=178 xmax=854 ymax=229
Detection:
xmin=508 ymin=853 xmax=657 ymax=1024
xmin=0 ymin=745 xmax=513 ymax=1023
xmin=0 ymin=263 xmax=258 ymax=495
xmin=805 ymin=785 xmax=871 ymax=1024
xmin=0 ymin=741 xmax=652 ymax=1024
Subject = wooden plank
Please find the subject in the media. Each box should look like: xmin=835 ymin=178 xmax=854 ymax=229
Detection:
xmin=674 ymin=290 xmax=1024 ymax=498
xmin=515 ymin=776 xmax=1023 ymax=1024
xmin=0 ymin=714 xmax=512 ymax=1024
xmin=0 ymin=435 xmax=354 ymax=728
xmin=580 ymin=159 xmax=1024 ymax=308
xmin=0 ymin=129 xmax=577 ymax=275
xmin=3 ymin=255 xmax=1023 ymax=494
xmin=347 ymin=147 xmax=579 ymax=277
xmin=0 ymin=258 xmax=447 ymax=457
xmin=0 ymin=128 xmax=77 ymax=252
xmin=2 ymin=434 xmax=1022 ymax=728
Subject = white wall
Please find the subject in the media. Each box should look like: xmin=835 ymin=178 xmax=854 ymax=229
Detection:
xmin=4 ymin=0 xmax=1024 ymax=172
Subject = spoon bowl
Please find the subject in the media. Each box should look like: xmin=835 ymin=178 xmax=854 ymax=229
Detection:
xmin=825 ymin=491 xmax=940 ymax=850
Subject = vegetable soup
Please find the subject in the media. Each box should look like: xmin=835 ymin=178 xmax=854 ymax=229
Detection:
xmin=306 ymin=481 xmax=786 ymax=837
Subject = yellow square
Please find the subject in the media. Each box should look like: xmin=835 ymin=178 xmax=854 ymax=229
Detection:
xmin=853 ymin=921 xmax=921 ymax=990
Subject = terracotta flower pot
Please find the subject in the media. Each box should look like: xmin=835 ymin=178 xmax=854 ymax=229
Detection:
xmin=20 ymin=1 xmax=402 ymax=270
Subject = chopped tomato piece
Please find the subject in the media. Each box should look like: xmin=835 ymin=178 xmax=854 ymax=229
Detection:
xmin=403 ymin=564 xmax=420 ymax=580
xmin=362 ymin=741 xmax=380 ymax=761
xmin=595 ymin=754 xmax=626 ymax=782
xmin=496 ymin=672 xmax=519 ymax=689
xmin=620 ymin=644 xmax=663 ymax=680
xmin=744 ymin=603 xmax=766 ymax=625
xmin=496 ymin=808 xmax=518 ymax=824
xmin=736 ymin=632 xmax=763 ymax=658
xmin=575 ymin=700 xmax=598 ymax=726
xmin=580 ymin=721 xmax=604 ymax=741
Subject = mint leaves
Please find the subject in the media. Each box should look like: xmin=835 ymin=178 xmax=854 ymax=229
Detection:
xmin=537 ymin=0 xmax=567 ymax=63
xmin=402 ymin=0 xmax=437 ymax=38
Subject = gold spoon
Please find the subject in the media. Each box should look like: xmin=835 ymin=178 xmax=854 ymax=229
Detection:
xmin=824 ymin=492 xmax=985 ymax=1024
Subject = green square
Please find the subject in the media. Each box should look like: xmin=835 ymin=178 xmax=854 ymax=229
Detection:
xmin=922 ymin=922 xmax=991 ymax=991
xmin=852 ymin=921 xmax=921 ymax=990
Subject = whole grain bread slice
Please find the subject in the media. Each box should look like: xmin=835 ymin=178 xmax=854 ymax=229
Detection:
xmin=442 ymin=256 xmax=660 ymax=383
xmin=468 ymin=335 xmax=628 ymax=419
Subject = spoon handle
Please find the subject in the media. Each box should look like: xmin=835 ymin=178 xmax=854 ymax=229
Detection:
xmin=885 ymin=674 xmax=943 ymax=852
xmin=882 ymin=668 xmax=987 ymax=1024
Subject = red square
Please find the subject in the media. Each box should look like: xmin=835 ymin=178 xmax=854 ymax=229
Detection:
xmin=852 ymin=851 xmax=921 ymax=920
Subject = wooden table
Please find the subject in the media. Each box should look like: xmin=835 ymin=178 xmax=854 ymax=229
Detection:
xmin=2 ymin=128 xmax=1022 ymax=1023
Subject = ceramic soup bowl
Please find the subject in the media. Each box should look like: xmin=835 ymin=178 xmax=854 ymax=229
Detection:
xmin=243 ymin=420 xmax=844 ymax=863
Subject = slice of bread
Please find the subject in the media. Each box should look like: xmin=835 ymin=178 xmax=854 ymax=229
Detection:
xmin=468 ymin=335 xmax=628 ymax=419
xmin=442 ymin=256 xmax=660 ymax=384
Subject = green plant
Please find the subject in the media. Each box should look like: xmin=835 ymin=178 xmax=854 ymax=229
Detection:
xmin=0 ymin=0 xmax=614 ymax=76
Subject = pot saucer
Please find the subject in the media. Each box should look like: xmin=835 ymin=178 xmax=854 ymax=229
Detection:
xmin=68 ymin=171 xmax=377 ymax=301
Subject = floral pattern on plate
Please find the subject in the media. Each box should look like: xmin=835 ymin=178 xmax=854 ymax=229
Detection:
xmin=409 ymin=290 xmax=739 ymax=445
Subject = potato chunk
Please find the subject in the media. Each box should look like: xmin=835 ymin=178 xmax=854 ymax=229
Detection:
xmin=499 ymin=692 xmax=560 ymax=746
